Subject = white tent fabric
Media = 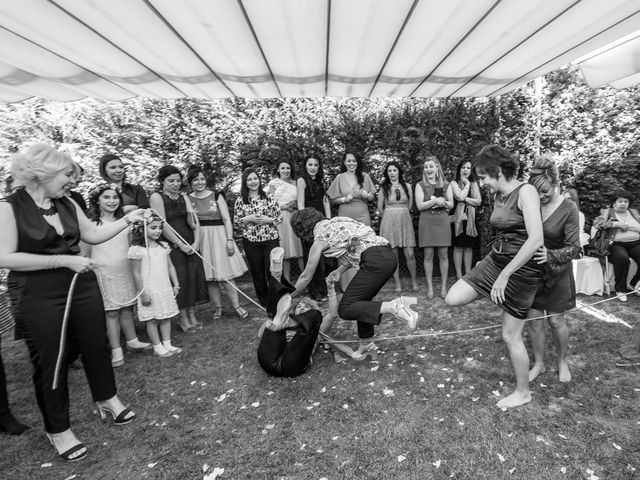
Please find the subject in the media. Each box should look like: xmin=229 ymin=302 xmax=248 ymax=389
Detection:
xmin=577 ymin=31 xmax=640 ymax=89
xmin=0 ymin=0 xmax=639 ymax=102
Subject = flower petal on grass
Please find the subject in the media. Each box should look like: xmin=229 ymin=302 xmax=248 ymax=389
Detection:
xmin=612 ymin=442 xmax=622 ymax=451
xmin=560 ymin=467 xmax=567 ymax=474
xmin=371 ymin=366 xmax=379 ymax=372
xmin=492 ymin=390 xmax=501 ymax=397
xmin=251 ymin=401 xmax=260 ymax=407
xmin=536 ymin=435 xmax=550 ymax=446
xmin=558 ymin=434 xmax=567 ymax=439
xmin=383 ymin=388 xmax=394 ymax=397
xmin=397 ymin=455 xmax=406 ymax=462
xmin=203 ymin=467 xmax=224 ymax=480
xmin=216 ymin=393 xmax=227 ymax=402
xmin=497 ymin=454 xmax=505 ymax=463
xmin=40 ymin=463 xmax=52 ymax=468
xmin=148 ymin=462 xmax=158 ymax=468
xmin=433 ymin=460 xmax=441 ymax=468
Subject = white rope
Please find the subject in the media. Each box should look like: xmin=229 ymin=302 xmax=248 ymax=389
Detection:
xmin=52 ymin=272 xmax=79 ymax=390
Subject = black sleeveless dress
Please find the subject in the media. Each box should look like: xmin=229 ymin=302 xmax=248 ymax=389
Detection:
xmin=464 ymin=184 xmax=542 ymax=319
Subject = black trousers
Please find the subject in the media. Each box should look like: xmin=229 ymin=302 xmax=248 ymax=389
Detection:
xmin=0 ymin=337 xmax=10 ymax=416
xmin=257 ymin=275 xmax=321 ymax=377
xmin=610 ymin=240 xmax=640 ymax=293
xmin=302 ymin=238 xmax=327 ymax=300
xmin=242 ymin=238 xmax=279 ymax=307
xmin=338 ymin=245 xmax=397 ymax=339
xmin=9 ymin=270 xmax=116 ymax=433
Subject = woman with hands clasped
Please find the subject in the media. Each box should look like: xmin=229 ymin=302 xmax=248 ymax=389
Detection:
xmin=415 ymin=155 xmax=454 ymax=299
xmin=150 ymin=165 xmax=209 ymax=333
xmin=0 ymin=145 xmax=145 ymax=461
xmin=446 ymin=145 xmax=543 ymax=409
xmin=450 ymin=159 xmax=481 ymax=279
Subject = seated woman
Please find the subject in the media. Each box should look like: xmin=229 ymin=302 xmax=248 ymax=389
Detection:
xmin=290 ymin=208 xmax=418 ymax=357
xmin=257 ymin=248 xmax=322 ymax=377
xmin=593 ymin=191 xmax=640 ymax=301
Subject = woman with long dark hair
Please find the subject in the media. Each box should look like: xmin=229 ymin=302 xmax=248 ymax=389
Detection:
xmin=327 ymin=152 xmax=376 ymax=225
xmin=377 ymin=160 xmax=418 ymax=292
xmin=98 ymin=154 xmax=149 ymax=213
xmin=446 ymin=145 xmax=543 ymax=409
xmin=234 ymin=168 xmax=282 ymax=307
xmin=296 ymin=157 xmax=331 ymax=301
xmin=451 ymin=159 xmax=481 ymax=279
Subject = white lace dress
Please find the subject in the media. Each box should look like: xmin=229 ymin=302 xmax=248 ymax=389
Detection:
xmin=128 ymin=245 xmax=179 ymax=321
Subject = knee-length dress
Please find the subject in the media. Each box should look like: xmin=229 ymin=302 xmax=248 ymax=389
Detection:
xmin=464 ymin=184 xmax=542 ymax=319
xmin=189 ymin=191 xmax=248 ymax=281
xmin=531 ymin=198 xmax=580 ymax=312
xmin=91 ymin=224 xmax=137 ymax=311
xmin=418 ymin=181 xmax=451 ymax=247
xmin=267 ymin=178 xmax=303 ymax=259
xmin=379 ymin=185 xmax=416 ymax=248
xmin=162 ymin=193 xmax=209 ymax=309
xmin=128 ymin=245 xmax=179 ymax=321
xmin=327 ymin=172 xmax=376 ymax=225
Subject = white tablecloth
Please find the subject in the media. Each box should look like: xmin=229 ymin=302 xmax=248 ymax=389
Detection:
xmin=573 ymin=257 xmax=603 ymax=296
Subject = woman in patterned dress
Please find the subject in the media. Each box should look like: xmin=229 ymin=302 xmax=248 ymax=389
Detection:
xmin=234 ymin=168 xmax=282 ymax=307
xmin=377 ymin=160 xmax=418 ymax=292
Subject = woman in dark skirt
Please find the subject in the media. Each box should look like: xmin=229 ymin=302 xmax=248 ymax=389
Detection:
xmin=527 ymin=156 xmax=580 ymax=383
xmin=446 ymin=145 xmax=543 ymax=409
xmin=450 ymin=159 xmax=481 ymax=279
xmin=150 ymin=165 xmax=209 ymax=332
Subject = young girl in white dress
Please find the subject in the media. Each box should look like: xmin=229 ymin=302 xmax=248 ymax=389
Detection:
xmin=128 ymin=213 xmax=181 ymax=358
xmin=84 ymin=184 xmax=151 ymax=367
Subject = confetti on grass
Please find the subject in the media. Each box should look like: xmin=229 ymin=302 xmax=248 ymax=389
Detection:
xmin=497 ymin=453 xmax=505 ymax=463
xmin=397 ymin=455 xmax=406 ymax=462
xmin=203 ymin=467 xmax=224 ymax=480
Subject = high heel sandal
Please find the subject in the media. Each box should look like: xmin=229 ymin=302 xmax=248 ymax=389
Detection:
xmin=352 ymin=342 xmax=378 ymax=361
xmin=234 ymin=306 xmax=249 ymax=319
xmin=392 ymin=296 xmax=419 ymax=330
xmin=212 ymin=307 xmax=223 ymax=320
xmin=96 ymin=403 xmax=136 ymax=425
xmin=47 ymin=432 xmax=87 ymax=462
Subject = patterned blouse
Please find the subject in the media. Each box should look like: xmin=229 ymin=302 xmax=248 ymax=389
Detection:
xmin=314 ymin=217 xmax=388 ymax=268
xmin=234 ymin=195 xmax=282 ymax=242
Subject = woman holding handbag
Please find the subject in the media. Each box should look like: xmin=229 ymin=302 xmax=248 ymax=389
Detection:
xmin=150 ymin=165 xmax=209 ymax=332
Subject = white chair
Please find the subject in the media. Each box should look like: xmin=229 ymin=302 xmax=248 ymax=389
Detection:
xmin=572 ymin=256 xmax=605 ymax=296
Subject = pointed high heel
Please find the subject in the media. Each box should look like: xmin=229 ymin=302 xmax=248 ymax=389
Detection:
xmin=96 ymin=403 xmax=136 ymax=425
xmin=392 ymin=296 xmax=419 ymax=330
xmin=47 ymin=432 xmax=87 ymax=462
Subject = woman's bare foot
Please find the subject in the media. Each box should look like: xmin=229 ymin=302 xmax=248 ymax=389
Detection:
xmin=496 ymin=390 xmax=532 ymax=409
xmin=47 ymin=429 xmax=87 ymax=461
xmin=558 ymin=361 xmax=571 ymax=383
xmin=528 ymin=363 xmax=546 ymax=382
xmin=426 ymin=287 xmax=434 ymax=300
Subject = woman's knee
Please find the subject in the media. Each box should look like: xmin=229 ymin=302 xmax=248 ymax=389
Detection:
xmin=437 ymin=248 xmax=449 ymax=260
xmin=547 ymin=314 xmax=566 ymax=330
xmin=404 ymin=248 xmax=415 ymax=261
xmin=424 ymin=248 xmax=434 ymax=260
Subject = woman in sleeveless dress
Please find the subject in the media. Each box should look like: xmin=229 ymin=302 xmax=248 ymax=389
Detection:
xmin=187 ymin=166 xmax=248 ymax=319
xmin=268 ymin=160 xmax=303 ymax=282
xmin=377 ymin=160 xmax=418 ymax=292
xmin=446 ymin=145 xmax=544 ymax=410
xmin=526 ymin=156 xmax=581 ymax=384
xmin=415 ymin=155 xmax=453 ymax=299
xmin=296 ymin=157 xmax=331 ymax=301
xmin=150 ymin=166 xmax=209 ymax=333
xmin=450 ymin=159 xmax=481 ymax=279
xmin=0 ymin=145 xmax=144 ymax=461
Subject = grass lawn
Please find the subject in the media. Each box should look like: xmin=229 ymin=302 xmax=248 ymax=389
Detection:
xmin=1 ymin=277 xmax=638 ymax=480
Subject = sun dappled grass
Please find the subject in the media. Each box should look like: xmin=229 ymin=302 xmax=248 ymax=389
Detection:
xmin=1 ymin=277 xmax=638 ymax=479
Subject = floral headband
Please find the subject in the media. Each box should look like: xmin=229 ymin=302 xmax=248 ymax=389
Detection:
xmin=87 ymin=182 xmax=121 ymax=200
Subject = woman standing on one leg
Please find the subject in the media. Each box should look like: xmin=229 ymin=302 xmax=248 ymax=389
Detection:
xmin=234 ymin=168 xmax=282 ymax=307
xmin=451 ymin=159 xmax=481 ymax=280
xmin=188 ymin=166 xmax=249 ymax=319
xmin=296 ymin=157 xmax=331 ymax=301
xmin=377 ymin=160 xmax=418 ymax=292
xmin=527 ymin=157 xmax=581 ymax=383
xmin=415 ymin=155 xmax=454 ymax=299
xmin=150 ymin=166 xmax=209 ymax=333
xmin=291 ymin=209 xmax=419 ymax=357
xmin=446 ymin=145 xmax=543 ymax=409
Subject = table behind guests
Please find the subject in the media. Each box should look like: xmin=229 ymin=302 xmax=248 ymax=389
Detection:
xmin=149 ymin=165 xmax=209 ymax=333
xmin=234 ymin=167 xmax=282 ymax=307
xmin=98 ymin=153 xmax=149 ymax=213
xmin=0 ymin=144 xmax=144 ymax=461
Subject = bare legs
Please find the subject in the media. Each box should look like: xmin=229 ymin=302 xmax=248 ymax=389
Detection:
xmin=446 ymin=279 xmax=532 ymax=409
xmin=391 ymin=247 xmax=419 ymax=292
xmin=424 ymin=247 xmax=449 ymax=298
xmin=207 ymin=280 xmax=246 ymax=318
xmin=497 ymin=313 xmax=532 ymax=409
xmin=453 ymin=246 xmax=473 ymax=280
xmin=527 ymin=310 xmax=571 ymax=382
xmin=340 ymin=267 xmax=357 ymax=292
xmin=105 ymin=307 xmax=149 ymax=366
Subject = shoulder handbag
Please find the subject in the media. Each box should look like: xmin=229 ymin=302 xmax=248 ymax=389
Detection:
xmin=586 ymin=208 xmax=614 ymax=258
